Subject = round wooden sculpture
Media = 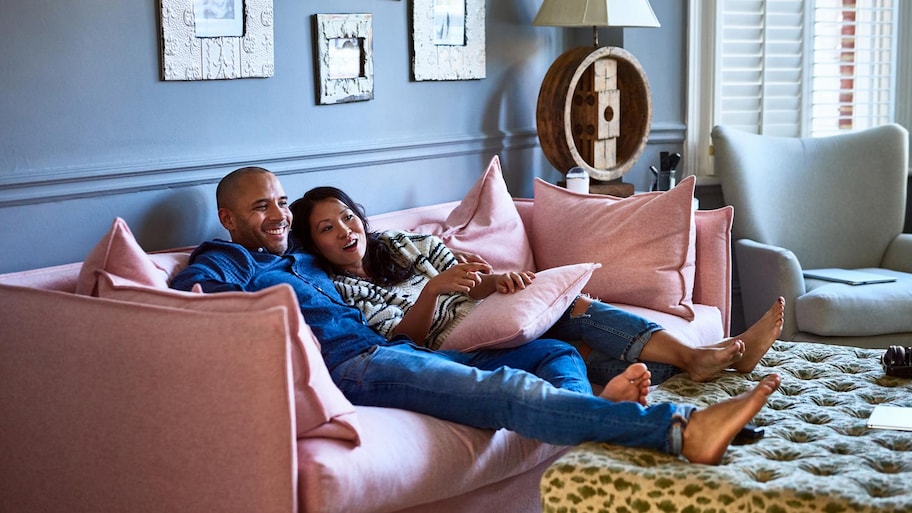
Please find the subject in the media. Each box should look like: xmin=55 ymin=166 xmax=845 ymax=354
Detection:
xmin=536 ymin=46 xmax=652 ymax=181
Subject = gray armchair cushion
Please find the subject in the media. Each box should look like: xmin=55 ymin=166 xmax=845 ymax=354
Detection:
xmin=797 ymin=268 xmax=912 ymax=336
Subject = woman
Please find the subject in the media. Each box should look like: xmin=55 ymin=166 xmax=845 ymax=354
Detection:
xmin=290 ymin=186 xmax=785 ymax=394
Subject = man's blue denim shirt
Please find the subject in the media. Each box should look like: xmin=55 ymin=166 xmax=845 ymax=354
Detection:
xmin=170 ymin=239 xmax=382 ymax=371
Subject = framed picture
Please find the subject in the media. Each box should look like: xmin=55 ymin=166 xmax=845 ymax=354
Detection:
xmin=411 ymin=0 xmax=485 ymax=81
xmin=160 ymin=0 xmax=274 ymax=80
xmin=313 ymin=14 xmax=374 ymax=104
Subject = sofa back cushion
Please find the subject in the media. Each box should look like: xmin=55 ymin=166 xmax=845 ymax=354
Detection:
xmin=96 ymin=271 xmax=362 ymax=444
xmin=532 ymin=176 xmax=697 ymax=320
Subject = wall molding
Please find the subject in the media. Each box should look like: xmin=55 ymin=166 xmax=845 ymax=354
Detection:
xmin=0 ymin=123 xmax=683 ymax=208
xmin=0 ymin=131 xmax=535 ymax=207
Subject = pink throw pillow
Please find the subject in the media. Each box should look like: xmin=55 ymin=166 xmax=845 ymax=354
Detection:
xmin=441 ymin=263 xmax=600 ymax=352
xmin=95 ymin=272 xmax=362 ymax=444
xmin=75 ymin=217 xmax=170 ymax=295
xmin=412 ymin=155 xmax=535 ymax=273
xmin=532 ymin=176 xmax=697 ymax=320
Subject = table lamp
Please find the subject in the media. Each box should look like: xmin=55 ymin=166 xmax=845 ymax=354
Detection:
xmin=533 ymin=0 xmax=660 ymax=196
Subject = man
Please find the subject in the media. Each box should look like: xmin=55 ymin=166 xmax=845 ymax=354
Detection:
xmin=171 ymin=166 xmax=781 ymax=465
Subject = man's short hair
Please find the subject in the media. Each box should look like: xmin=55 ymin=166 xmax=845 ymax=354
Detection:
xmin=216 ymin=166 xmax=272 ymax=210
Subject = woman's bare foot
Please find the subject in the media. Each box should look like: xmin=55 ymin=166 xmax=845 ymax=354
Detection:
xmin=681 ymin=374 xmax=781 ymax=465
xmin=682 ymin=341 xmax=745 ymax=382
xmin=599 ymin=363 xmax=651 ymax=406
xmin=717 ymin=297 xmax=785 ymax=373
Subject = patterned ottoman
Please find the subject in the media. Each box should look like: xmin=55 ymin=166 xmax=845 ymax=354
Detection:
xmin=541 ymin=341 xmax=912 ymax=513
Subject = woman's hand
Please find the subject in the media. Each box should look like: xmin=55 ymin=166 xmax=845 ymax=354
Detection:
xmin=451 ymin=249 xmax=490 ymax=266
xmin=493 ymin=271 xmax=535 ymax=294
xmin=392 ymin=261 xmax=491 ymax=344
xmin=426 ymin=262 xmax=492 ymax=295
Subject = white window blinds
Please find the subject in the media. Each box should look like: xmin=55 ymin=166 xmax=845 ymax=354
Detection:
xmin=714 ymin=0 xmax=898 ymax=138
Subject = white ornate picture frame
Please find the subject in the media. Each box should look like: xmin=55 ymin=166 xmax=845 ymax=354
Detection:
xmin=314 ymin=14 xmax=374 ymax=105
xmin=411 ymin=0 xmax=485 ymax=81
xmin=160 ymin=0 xmax=274 ymax=81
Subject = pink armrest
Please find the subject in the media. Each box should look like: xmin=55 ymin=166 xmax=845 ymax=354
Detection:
xmin=0 ymin=284 xmax=298 ymax=513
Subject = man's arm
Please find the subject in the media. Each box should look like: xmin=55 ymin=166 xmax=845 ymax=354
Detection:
xmin=170 ymin=241 xmax=251 ymax=293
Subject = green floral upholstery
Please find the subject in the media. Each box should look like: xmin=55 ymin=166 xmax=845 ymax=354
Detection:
xmin=541 ymin=341 xmax=912 ymax=512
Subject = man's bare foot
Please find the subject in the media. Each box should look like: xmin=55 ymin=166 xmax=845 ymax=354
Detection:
xmin=681 ymin=374 xmax=781 ymax=465
xmin=599 ymin=363 xmax=651 ymax=406
xmin=684 ymin=341 xmax=745 ymax=382
xmin=722 ymin=297 xmax=784 ymax=373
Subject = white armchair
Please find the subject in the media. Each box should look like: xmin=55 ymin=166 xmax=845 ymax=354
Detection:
xmin=712 ymin=124 xmax=912 ymax=349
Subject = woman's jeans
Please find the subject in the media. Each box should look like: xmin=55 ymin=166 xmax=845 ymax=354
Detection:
xmin=544 ymin=299 xmax=681 ymax=385
xmin=330 ymin=338 xmax=693 ymax=454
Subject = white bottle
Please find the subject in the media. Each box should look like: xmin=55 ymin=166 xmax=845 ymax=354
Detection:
xmin=565 ymin=166 xmax=590 ymax=194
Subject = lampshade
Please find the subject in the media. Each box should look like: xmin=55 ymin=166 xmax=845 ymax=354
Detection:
xmin=532 ymin=0 xmax=660 ymax=28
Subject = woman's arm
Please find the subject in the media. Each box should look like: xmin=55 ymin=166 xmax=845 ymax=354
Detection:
xmin=469 ymin=271 xmax=536 ymax=299
xmin=390 ymin=262 xmax=489 ymax=342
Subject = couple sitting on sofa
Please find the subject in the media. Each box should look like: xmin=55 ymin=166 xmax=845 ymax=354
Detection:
xmin=170 ymin=166 xmax=785 ymax=465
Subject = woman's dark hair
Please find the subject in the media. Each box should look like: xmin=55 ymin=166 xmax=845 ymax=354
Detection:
xmin=290 ymin=186 xmax=416 ymax=285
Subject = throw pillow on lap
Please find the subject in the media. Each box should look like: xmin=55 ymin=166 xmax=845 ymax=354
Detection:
xmin=441 ymin=262 xmax=600 ymax=351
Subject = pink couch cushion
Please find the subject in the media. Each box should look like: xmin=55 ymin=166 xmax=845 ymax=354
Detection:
xmin=693 ymin=207 xmax=735 ymax=335
xmin=441 ymin=263 xmax=599 ymax=351
xmin=297 ymin=405 xmax=566 ymax=513
xmin=532 ymin=176 xmax=697 ymax=320
xmin=412 ymin=155 xmax=536 ymax=273
xmin=95 ymin=272 xmax=362 ymax=444
xmin=611 ymin=303 xmax=724 ymax=348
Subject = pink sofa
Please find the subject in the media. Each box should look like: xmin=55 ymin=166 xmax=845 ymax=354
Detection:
xmin=0 ymin=197 xmax=733 ymax=513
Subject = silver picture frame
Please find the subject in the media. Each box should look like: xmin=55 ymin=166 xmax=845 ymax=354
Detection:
xmin=314 ymin=13 xmax=374 ymax=104
xmin=411 ymin=0 xmax=485 ymax=81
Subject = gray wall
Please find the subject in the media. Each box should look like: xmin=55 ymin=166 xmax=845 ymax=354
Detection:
xmin=0 ymin=0 xmax=686 ymax=274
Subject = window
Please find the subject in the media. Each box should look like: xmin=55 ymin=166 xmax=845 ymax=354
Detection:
xmin=687 ymin=0 xmax=909 ymax=176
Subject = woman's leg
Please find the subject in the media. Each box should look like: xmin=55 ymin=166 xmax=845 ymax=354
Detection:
xmin=467 ymin=339 xmax=653 ymax=404
xmin=546 ymin=296 xmax=785 ymax=383
xmin=445 ymin=338 xmax=593 ymax=395
xmin=638 ymin=297 xmax=785 ymax=381
xmin=543 ymin=297 xmax=681 ymax=384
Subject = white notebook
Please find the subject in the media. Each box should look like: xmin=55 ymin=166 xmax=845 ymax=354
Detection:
xmin=803 ymin=268 xmax=896 ymax=286
xmin=867 ymin=405 xmax=912 ymax=431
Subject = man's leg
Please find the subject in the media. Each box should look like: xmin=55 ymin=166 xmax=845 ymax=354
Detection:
xmin=330 ymin=342 xmax=687 ymax=451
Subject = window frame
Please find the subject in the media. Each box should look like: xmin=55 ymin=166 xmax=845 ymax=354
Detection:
xmin=686 ymin=0 xmax=912 ymax=177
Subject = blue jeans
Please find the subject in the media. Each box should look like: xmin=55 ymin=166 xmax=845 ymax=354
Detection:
xmin=330 ymin=338 xmax=694 ymax=453
xmin=544 ymin=299 xmax=682 ymax=385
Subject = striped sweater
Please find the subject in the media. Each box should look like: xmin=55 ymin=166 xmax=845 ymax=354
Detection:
xmin=330 ymin=230 xmax=479 ymax=350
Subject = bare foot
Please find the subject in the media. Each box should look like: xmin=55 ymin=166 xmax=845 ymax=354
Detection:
xmin=718 ymin=297 xmax=784 ymax=373
xmin=683 ymin=341 xmax=745 ymax=382
xmin=681 ymin=374 xmax=781 ymax=465
xmin=599 ymin=363 xmax=651 ymax=406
